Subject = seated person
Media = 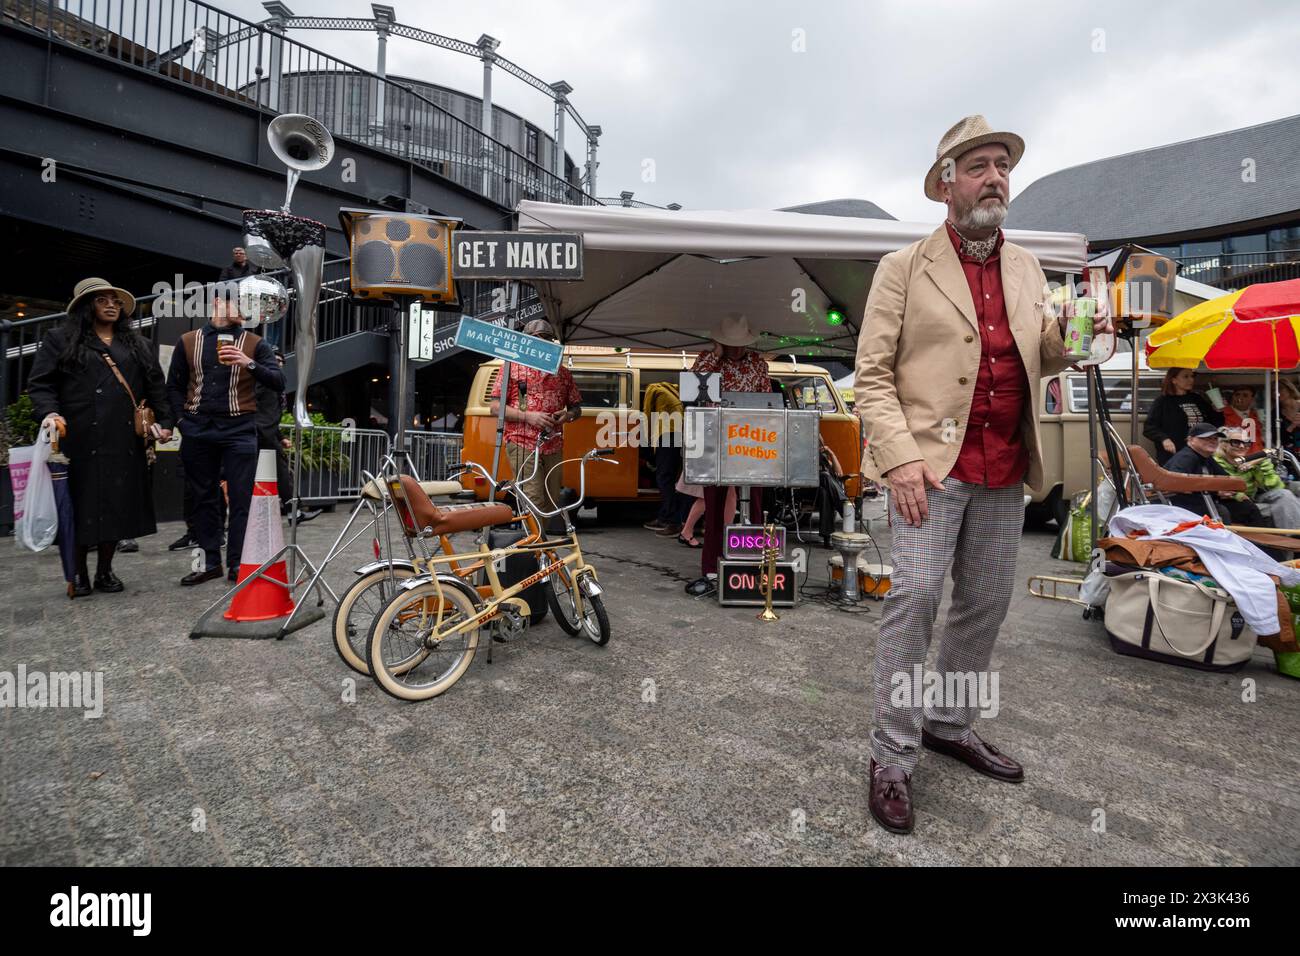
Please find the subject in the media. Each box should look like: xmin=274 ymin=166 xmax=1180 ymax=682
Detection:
xmin=1215 ymin=428 xmax=1300 ymax=530
xmin=1221 ymin=385 xmax=1264 ymax=454
xmin=1163 ymin=423 xmax=1270 ymax=527
xmin=1144 ymin=368 xmax=1223 ymax=465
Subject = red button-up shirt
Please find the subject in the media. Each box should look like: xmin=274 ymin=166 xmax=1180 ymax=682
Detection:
xmin=490 ymin=363 xmax=582 ymax=455
xmin=945 ymin=223 xmax=1029 ymax=488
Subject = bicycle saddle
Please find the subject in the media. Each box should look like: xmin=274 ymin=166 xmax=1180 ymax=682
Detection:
xmin=392 ymin=475 xmax=514 ymax=536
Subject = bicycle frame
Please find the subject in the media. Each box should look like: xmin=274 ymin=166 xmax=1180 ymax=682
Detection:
xmin=397 ymin=530 xmax=600 ymax=641
xmin=388 ymin=437 xmax=615 ymax=641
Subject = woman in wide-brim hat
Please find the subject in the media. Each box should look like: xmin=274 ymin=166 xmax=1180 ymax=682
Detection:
xmin=27 ymin=278 xmax=172 ymax=597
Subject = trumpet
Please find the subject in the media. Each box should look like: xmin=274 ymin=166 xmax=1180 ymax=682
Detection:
xmin=757 ymin=515 xmax=780 ymax=622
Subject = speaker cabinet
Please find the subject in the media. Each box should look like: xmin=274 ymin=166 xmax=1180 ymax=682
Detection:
xmin=1115 ymin=253 xmax=1176 ymax=325
xmin=339 ymin=208 xmax=463 ymax=304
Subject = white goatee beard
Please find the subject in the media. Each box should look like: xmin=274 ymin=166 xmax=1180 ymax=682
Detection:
xmin=959 ymin=199 xmax=1007 ymax=231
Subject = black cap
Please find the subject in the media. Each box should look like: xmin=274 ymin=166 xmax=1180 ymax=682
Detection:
xmin=1188 ymin=422 xmax=1225 ymax=439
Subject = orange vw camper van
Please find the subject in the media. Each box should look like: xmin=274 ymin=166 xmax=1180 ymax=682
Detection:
xmin=458 ymin=349 xmax=863 ymax=515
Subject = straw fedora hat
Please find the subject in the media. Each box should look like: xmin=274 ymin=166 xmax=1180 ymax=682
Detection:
xmin=67 ymin=277 xmax=136 ymax=315
xmin=923 ymin=115 xmax=1025 ymax=202
xmin=710 ymin=313 xmax=757 ymax=348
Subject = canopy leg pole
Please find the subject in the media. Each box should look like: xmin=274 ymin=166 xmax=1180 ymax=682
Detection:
xmin=1088 ymin=364 xmax=1100 ymax=553
xmin=1130 ymin=328 xmax=1141 ymax=446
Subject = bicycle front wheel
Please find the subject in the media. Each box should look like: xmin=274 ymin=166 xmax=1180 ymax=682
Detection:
xmin=367 ymin=580 xmax=482 ymax=701
xmin=580 ymin=591 xmax=611 ymax=647
xmin=545 ymin=560 xmax=583 ymax=636
xmin=332 ymin=566 xmax=418 ymax=676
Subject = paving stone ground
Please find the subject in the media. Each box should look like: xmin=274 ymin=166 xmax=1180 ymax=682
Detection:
xmin=2 ymin=501 xmax=1298 ymax=866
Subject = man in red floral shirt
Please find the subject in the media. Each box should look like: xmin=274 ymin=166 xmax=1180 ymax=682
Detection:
xmin=489 ymin=319 xmax=582 ymax=521
xmin=684 ymin=313 xmax=773 ymax=597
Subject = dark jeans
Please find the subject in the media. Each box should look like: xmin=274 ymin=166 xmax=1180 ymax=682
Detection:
xmin=654 ymin=444 xmax=688 ymax=525
xmin=182 ymin=465 xmax=225 ymax=537
xmin=702 ymin=485 xmax=763 ymax=577
xmin=181 ymin=414 xmax=258 ymax=571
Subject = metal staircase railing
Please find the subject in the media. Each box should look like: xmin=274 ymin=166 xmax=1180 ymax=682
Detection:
xmin=2 ymin=0 xmax=601 ymax=209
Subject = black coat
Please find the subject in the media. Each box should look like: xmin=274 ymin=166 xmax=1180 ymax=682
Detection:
xmin=27 ymin=327 xmax=173 ymax=547
xmin=1143 ymin=392 xmax=1223 ymax=464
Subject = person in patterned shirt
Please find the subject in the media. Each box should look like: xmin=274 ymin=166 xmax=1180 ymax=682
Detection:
xmin=489 ymin=318 xmax=582 ymax=523
xmin=684 ymin=313 xmax=773 ymax=596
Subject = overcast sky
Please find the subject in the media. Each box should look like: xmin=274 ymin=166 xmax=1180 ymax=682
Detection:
xmin=228 ymin=0 xmax=1300 ymax=222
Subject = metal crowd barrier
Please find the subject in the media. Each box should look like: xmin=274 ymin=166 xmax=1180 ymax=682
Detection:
xmin=403 ymin=431 xmax=464 ymax=483
xmin=279 ymin=423 xmax=391 ymax=503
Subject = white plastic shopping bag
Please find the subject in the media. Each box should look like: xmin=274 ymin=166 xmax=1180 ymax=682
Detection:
xmin=8 ymin=442 xmax=34 ymax=524
xmin=14 ymin=422 xmax=57 ymax=552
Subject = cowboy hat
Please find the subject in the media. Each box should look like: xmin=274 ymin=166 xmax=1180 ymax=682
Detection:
xmin=67 ymin=277 xmax=136 ymax=315
xmin=924 ymin=115 xmax=1025 ymax=202
xmin=710 ymin=313 xmax=757 ymax=348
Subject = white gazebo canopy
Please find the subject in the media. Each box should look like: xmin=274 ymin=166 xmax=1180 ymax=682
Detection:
xmin=514 ymin=200 xmax=1088 ymax=359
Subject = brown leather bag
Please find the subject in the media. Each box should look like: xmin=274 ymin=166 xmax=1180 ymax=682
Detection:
xmin=102 ymin=354 xmax=156 ymax=438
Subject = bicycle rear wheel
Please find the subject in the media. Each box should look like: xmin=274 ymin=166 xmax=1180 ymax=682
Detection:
xmin=332 ymin=566 xmax=417 ymax=676
xmin=367 ymin=579 xmax=481 ymax=701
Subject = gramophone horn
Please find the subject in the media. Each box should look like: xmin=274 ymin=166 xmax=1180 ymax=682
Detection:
xmin=268 ymin=114 xmax=335 ymax=212
xmin=268 ymin=114 xmax=334 ymax=171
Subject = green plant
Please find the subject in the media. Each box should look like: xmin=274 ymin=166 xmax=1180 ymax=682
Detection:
xmin=2 ymin=394 xmax=40 ymax=467
xmin=281 ymin=411 xmax=352 ymax=472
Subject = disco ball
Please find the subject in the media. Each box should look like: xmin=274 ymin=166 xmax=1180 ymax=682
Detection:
xmin=238 ymin=275 xmax=289 ymax=329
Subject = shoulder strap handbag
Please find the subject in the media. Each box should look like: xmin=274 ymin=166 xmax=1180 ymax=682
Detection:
xmin=102 ymin=354 xmax=156 ymax=439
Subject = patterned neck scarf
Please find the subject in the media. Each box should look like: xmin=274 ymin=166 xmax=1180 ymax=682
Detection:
xmin=949 ymin=223 xmax=1000 ymax=262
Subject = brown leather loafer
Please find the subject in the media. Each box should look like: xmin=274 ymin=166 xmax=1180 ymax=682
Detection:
xmin=921 ymin=729 xmax=1024 ymax=783
xmin=868 ymin=758 xmax=914 ymax=834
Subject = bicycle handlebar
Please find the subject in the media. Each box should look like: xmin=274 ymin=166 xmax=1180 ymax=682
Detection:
xmin=453 ymin=445 xmax=617 ymax=519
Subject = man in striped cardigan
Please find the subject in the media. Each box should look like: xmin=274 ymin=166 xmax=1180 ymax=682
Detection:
xmin=166 ymin=285 xmax=284 ymax=585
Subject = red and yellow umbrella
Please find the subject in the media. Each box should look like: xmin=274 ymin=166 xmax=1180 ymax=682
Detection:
xmin=1147 ymin=278 xmax=1300 ymax=370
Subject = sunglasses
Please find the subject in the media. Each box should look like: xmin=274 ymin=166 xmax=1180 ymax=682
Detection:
xmin=93 ymin=295 xmax=122 ymax=307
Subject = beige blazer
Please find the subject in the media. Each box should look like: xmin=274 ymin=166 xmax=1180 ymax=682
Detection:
xmin=853 ymin=226 xmax=1068 ymax=491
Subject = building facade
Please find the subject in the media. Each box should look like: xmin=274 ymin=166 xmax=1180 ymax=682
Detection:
xmin=1007 ymin=113 xmax=1300 ymax=289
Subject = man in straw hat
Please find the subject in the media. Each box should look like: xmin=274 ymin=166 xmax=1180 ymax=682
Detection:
xmin=853 ymin=116 xmax=1111 ymax=834
xmin=683 ymin=313 xmax=774 ymax=597
xmin=489 ymin=317 xmax=582 ymax=526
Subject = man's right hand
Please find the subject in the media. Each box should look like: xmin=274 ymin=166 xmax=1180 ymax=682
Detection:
xmin=1162 ymin=439 xmax=1176 ymax=454
xmin=885 ymin=460 xmax=945 ymax=527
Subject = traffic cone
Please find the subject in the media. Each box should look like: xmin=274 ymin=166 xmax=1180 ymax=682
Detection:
xmin=224 ymin=449 xmax=295 ymax=622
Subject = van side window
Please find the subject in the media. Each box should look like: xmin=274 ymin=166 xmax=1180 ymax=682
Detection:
xmin=571 ymin=370 xmax=629 ymax=409
xmin=1066 ymin=375 xmax=1162 ymax=413
xmin=1045 ymin=378 xmax=1062 ymax=414
xmin=777 ymin=375 xmax=839 ymax=412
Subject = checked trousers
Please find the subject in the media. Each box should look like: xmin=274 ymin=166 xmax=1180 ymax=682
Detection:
xmin=871 ymin=476 xmax=1024 ymax=772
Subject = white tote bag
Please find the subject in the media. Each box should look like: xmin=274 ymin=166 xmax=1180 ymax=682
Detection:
xmin=14 ymin=423 xmax=58 ymax=552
